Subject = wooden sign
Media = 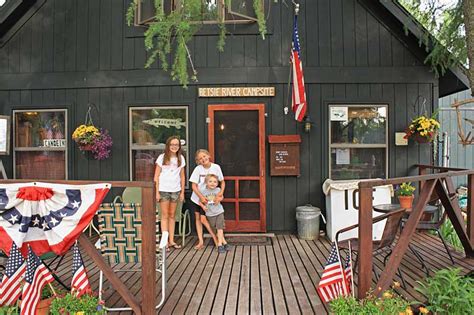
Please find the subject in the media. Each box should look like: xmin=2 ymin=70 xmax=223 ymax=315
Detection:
xmin=199 ymin=87 xmax=275 ymax=97
xmin=268 ymin=135 xmax=301 ymax=176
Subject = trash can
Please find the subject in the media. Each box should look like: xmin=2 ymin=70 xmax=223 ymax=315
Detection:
xmin=296 ymin=205 xmax=322 ymax=240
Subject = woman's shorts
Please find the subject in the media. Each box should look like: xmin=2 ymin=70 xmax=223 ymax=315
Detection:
xmin=159 ymin=191 xmax=180 ymax=202
xmin=188 ymin=201 xmax=206 ymax=215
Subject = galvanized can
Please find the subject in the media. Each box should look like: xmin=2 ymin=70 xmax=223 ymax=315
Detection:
xmin=295 ymin=205 xmax=322 ymax=240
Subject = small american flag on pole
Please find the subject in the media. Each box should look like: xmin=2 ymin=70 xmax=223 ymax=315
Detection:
xmin=0 ymin=243 xmax=26 ymax=306
xmin=317 ymin=244 xmax=350 ymax=303
xmin=20 ymin=247 xmax=53 ymax=315
xmin=291 ymin=14 xmax=307 ymax=122
xmin=71 ymin=243 xmax=91 ymax=297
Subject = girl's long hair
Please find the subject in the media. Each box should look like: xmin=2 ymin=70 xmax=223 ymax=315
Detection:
xmin=163 ymin=136 xmax=183 ymax=166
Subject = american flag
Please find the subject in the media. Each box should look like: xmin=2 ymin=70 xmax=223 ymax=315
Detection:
xmin=20 ymin=247 xmax=53 ymax=315
xmin=317 ymin=244 xmax=349 ymax=303
xmin=71 ymin=243 xmax=90 ymax=297
xmin=0 ymin=243 xmax=26 ymax=306
xmin=291 ymin=14 xmax=307 ymax=122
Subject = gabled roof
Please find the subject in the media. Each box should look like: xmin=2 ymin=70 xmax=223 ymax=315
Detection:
xmin=378 ymin=0 xmax=469 ymax=97
xmin=0 ymin=0 xmax=42 ymax=45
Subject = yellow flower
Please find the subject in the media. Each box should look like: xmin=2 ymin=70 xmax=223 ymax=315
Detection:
xmin=392 ymin=281 xmax=401 ymax=289
xmin=382 ymin=291 xmax=393 ymax=299
xmin=419 ymin=307 xmax=429 ymax=314
xmin=405 ymin=307 xmax=414 ymax=315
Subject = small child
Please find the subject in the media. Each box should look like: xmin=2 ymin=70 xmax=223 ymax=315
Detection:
xmin=198 ymin=174 xmax=230 ymax=254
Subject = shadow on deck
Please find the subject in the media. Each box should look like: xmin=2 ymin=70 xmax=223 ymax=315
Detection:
xmin=52 ymin=233 xmax=473 ymax=314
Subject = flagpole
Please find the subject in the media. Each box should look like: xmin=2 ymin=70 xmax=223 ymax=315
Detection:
xmin=348 ymin=240 xmax=355 ymax=297
xmin=334 ymin=242 xmax=349 ymax=295
xmin=285 ymin=1 xmax=300 ymax=115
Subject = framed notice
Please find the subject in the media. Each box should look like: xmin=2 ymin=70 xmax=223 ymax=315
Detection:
xmin=0 ymin=115 xmax=11 ymax=155
xmin=268 ymin=135 xmax=301 ymax=176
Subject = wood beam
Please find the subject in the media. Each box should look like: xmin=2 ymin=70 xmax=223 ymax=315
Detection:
xmin=0 ymin=67 xmax=436 ymax=90
xmin=375 ymin=179 xmax=437 ymax=295
xmin=358 ymin=187 xmax=374 ymax=299
xmin=78 ymin=234 xmax=142 ymax=314
xmin=469 ymin=175 xmax=474 ymax=250
xmin=141 ymin=186 xmax=157 ymax=315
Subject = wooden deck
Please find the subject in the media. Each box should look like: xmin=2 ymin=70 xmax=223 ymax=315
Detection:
xmin=51 ymin=233 xmax=473 ymax=314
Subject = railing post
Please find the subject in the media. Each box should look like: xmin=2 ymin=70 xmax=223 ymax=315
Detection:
xmin=358 ymin=186 xmax=373 ymax=299
xmin=468 ymin=174 xmax=474 ymax=254
xmin=141 ymin=186 xmax=157 ymax=314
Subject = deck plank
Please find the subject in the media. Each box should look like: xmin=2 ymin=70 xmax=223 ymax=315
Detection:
xmin=224 ymin=245 xmax=244 ymax=314
xmin=258 ymin=245 xmax=275 ymax=315
xmin=50 ymin=233 xmax=474 ymax=314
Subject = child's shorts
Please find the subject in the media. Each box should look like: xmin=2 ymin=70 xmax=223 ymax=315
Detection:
xmin=189 ymin=201 xmax=206 ymax=215
xmin=207 ymin=213 xmax=225 ymax=231
xmin=159 ymin=191 xmax=180 ymax=202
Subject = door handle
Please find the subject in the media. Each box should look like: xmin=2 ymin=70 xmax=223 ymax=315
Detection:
xmin=261 ymin=170 xmax=264 ymax=177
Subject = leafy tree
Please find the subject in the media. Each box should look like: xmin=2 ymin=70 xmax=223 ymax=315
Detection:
xmin=398 ymin=1 xmax=474 ymax=92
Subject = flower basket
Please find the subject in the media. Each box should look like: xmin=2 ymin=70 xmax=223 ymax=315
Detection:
xmin=72 ymin=125 xmax=112 ymax=160
xmin=79 ymin=144 xmax=93 ymax=151
xmin=404 ymin=114 xmax=440 ymax=144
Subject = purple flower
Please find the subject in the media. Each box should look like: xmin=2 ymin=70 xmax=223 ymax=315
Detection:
xmin=90 ymin=129 xmax=113 ymax=160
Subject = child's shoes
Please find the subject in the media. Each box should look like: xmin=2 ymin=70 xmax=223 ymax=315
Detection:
xmin=224 ymin=243 xmax=231 ymax=251
xmin=217 ymin=245 xmax=226 ymax=254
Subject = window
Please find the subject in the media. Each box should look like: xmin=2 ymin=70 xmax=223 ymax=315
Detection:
xmin=135 ymin=0 xmax=260 ymax=25
xmin=329 ymin=105 xmax=388 ymax=180
xmin=13 ymin=109 xmax=67 ymax=179
xmin=129 ymin=106 xmax=189 ymax=183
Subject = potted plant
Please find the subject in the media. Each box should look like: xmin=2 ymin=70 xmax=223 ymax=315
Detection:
xmin=404 ymin=114 xmax=440 ymax=143
xmin=49 ymin=292 xmax=106 ymax=315
xmin=0 ymin=305 xmax=19 ymax=314
xmin=71 ymin=124 xmax=113 ymax=160
xmin=397 ymin=182 xmax=416 ymax=209
xmin=37 ymin=285 xmax=57 ymax=315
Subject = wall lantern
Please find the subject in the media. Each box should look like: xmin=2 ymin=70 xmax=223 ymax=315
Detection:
xmin=304 ymin=116 xmax=313 ymax=133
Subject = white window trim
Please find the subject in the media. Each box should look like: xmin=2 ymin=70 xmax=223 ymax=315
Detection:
xmin=328 ymin=104 xmax=389 ymax=180
xmin=128 ymin=106 xmax=189 ymax=185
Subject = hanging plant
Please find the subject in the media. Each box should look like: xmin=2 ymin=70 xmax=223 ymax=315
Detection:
xmin=126 ymin=0 xmax=270 ymax=87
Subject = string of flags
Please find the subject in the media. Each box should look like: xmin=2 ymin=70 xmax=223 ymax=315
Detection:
xmin=0 ymin=242 xmax=91 ymax=313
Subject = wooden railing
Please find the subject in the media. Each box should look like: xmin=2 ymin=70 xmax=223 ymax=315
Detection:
xmin=0 ymin=180 xmax=156 ymax=315
xmin=356 ymin=166 xmax=474 ymax=299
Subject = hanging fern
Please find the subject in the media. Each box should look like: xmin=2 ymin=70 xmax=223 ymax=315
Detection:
xmin=126 ymin=0 xmax=270 ymax=87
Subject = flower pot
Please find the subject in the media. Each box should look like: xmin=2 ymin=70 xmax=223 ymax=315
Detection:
xmin=398 ymin=195 xmax=414 ymax=209
xmin=36 ymin=296 xmax=55 ymax=315
xmin=412 ymin=132 xmax=437 ymax=144
xmin=80 ymin=144 xmax=93 ymax=151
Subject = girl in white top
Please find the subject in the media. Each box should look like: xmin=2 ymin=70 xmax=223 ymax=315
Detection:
xmin=189 ymin=149 xmax=224 ymax=249
xmin=154 ymin=136 xmax=186 ymax=249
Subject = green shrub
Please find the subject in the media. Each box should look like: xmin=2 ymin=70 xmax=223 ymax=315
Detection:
xmin=0 ymin=306 xmax=19 ymax=315
xmin=416 ymin=268 xmax=474 ymax=314
xmin=439 ymin=219 xmax=464 ymax=252
xmin=330 ymin=290 xmax=411 ymax=314
xmin=49 ymin=293 xmax=106 ymax=315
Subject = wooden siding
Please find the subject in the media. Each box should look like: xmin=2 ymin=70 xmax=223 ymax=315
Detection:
xmin=438 ymin=89 xmax=474 ymax=187
xmin=0 ymin=0 xmax=438 ymax=231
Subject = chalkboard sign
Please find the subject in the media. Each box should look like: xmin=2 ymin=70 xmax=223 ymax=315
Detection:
xmin=268 ymin=135 xmax=301 ymax=176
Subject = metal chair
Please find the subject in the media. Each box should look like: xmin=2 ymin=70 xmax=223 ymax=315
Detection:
xmin=114 ymin=187 xmax=191 ymax=246
xmin=98 ymin=201 xmax=168 ymax=312
xmin=336 ymin=208 xmax=408 ymax=288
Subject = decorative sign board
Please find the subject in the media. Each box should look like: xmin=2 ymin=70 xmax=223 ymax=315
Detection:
xmin=43 ymin=139 xmax=66 ymax=147
xmin=0 ymin=115 xmax=10 ymax=155
xmin=395 ymin=132 xmax=408 ymax=146
xmin=268 ymin=135 xmax=301 ymax=176
xmin=199 ymin=87 xmax=275 ymax=97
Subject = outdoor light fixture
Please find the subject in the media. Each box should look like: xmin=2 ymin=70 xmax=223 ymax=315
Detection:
xmin=304 ymin=116 xmax=312 ymax=133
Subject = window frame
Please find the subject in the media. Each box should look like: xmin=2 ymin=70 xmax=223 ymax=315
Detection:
xmin=135 ymin=0 xmax=261 ymax=26
xmin=128 ymin=105 xmax=190 ymax=185
xmin=12 ymin=108 xmax=68 ymax=179
xmin=328 ymin=104 xmax=389 ymax=180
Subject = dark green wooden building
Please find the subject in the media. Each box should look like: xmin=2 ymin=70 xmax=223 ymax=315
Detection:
xmin=0 ymin=0 xmax=468 ymax=232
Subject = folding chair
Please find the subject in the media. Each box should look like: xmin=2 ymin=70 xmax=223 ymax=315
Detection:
xmin=97 ymin=201 xmax=168 ymax=312
xmin=115 ymin=187 xmax=191 ymax=246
